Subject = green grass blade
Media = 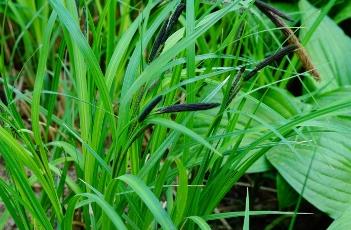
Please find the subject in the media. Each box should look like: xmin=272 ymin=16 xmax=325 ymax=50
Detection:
xmin=187 ymin=216 xmax=212 ymax=230
xmin=173 ymin=159 xmax=189 ymax=226
xmin=118 ymin=174 xmax=176 ymax=230
xmin=63 ymin=194 xmax=127 ymax=230
xmin=48 ymin=0 xmax=117 ymax=138
xmin=146 ymin=117 xmax=221 ymax=156
xmin=243 ymin=188 xmax=250 ymax=230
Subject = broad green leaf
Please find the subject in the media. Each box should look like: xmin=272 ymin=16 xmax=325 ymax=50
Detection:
xmin=328 ymin=207 xmax=351 ymax=230
xmin=267 ymin=119 xmax=351 ymax=219
xmin=246 ymin=156 xmax=272 ymax=173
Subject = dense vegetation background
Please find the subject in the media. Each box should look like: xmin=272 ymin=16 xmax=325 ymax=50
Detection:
xmin=1 ymin=0 xmax=351 ymax=229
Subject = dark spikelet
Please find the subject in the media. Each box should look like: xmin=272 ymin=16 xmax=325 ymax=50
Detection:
xmin=245 ymin=45 xmax=297 ymax=81
xmin=255 ymin=45 xmax=297 ymax=70
xmin=149 ymin=19 xmax=170 ymax=62
xmin=138 ymin=95 xmax=163 ymax=122
xmin=255 ymin=0 xmax=292 ymax=21
xmin=164 ymin=3 xmax=186 ymax=39
xmin=156 ymin=103 xmax=220 ymax=114
xmin=226 ymin=67 xmax=246 ymax=107
xmin=148 ymin=3 xmax=185 ymax=62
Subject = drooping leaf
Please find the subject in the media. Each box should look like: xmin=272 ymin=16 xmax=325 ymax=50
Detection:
xmin=146 ymin=117 xmax=221 ymax=156
xmin=187 ymin=216 xmax=212 ymax=230
xmin=63 ymin=193 xmax=127 ymax=230
xmin=267 ymin=118 xmax=351 ymax=219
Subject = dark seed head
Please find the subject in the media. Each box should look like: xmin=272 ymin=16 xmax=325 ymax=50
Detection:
xmin=148 ymin=3 xmax=185 ymax=63
xmin=226 ymin=67 xmax=246 ymax=106
xmin=164 ymin=3 xmax=185 ymax=39
xmin=245 ymin=44 xmax=298 ymax=81
xmin=255 ymin=1 xmax=320 ymax=81
xmin=138 ymin=95 xmax=163 ymax=122
xmin=156 ymin=103 xmax=220 ymax=114
xmin=149 ymin=20 xmax=170 ymax=62
xmin=255 ymin=0 xmax=292 ymax=22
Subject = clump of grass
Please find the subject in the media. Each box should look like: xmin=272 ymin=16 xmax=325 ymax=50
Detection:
xmin=0 ymin=0 xmax=344 ymax=229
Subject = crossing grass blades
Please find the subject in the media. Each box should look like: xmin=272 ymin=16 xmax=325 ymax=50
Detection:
xmin=0 ymin=0 xmax=347 ymax=229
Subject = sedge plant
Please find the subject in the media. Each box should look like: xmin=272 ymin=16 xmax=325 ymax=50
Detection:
xmin=0 ymin=0 xmax=348 ymax=229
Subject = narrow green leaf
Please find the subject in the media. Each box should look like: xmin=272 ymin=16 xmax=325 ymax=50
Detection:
xmin=118 ymin=174 xmax=176 ymax=230
xmin=204 ymin=211 xmax=311 ymax=221
xmin=243 ymin=188 xmax=250 ymax=230
xmin=48 ymin=0 xmax=117 ymax=138
xmin=64 ymin=193 xmax=127 ymax=230
xmin=146 ymin=117 xmax=221 ymax=156
xmin=187 ymin=216 xmax=211 ymax=230
xmin=173 ymin=159 xmax=188 ymax=226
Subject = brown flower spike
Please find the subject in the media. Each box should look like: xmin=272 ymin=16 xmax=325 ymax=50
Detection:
xmin=255 ymin=0 xmax=320 ymax=81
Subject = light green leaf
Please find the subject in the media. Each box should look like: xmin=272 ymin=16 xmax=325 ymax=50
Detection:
xmin=48 ymin=0 xmax=117 ymax=138
xmin=173 ymin=159 xmax=188 ymax=226
xmin=243 ymin=188 xmax=250 ymax=230
xmin=328 ymin=206 xmax=351 ymax=230
xmin=267 ymin=119 xmax=351 ymax=219
xmin=63 ymin=193 xmax=127 ymax=230
xmin=204 ymin=211 xmax=311 ymax=220
xmin=246 ymin=155 xmax=272 ymax=173
xmin=146 ymin=117 xmax=221 ymax=156
xmin=187 ymin=216 xmax=212 ymax=230
xmin=47 ymin=141 xmax=83 ymax=170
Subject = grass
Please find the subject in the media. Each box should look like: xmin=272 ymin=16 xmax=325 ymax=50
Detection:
xmin=0 ymin=0 xmax=350 ymax=229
